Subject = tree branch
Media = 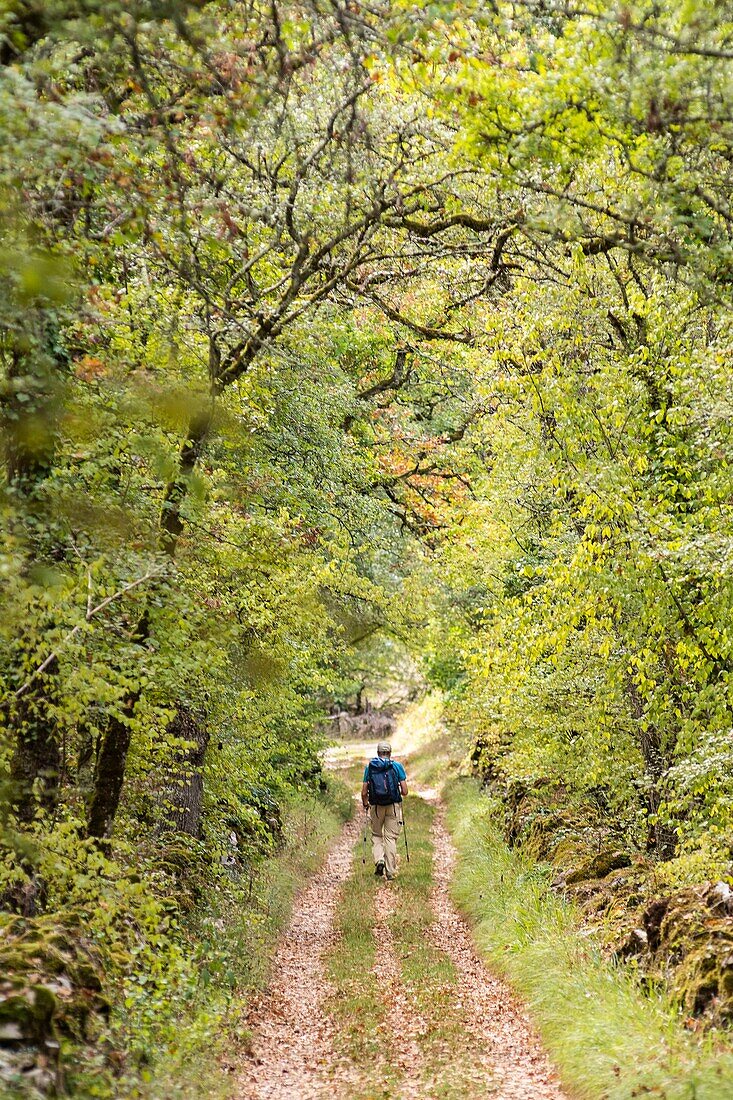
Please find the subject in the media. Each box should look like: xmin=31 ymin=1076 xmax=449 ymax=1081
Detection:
xmin=14 ymin=568 xmax=166 ymax=699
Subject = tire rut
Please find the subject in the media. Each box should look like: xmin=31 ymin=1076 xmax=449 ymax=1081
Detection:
xmin=426 ymin=799 xmax=567 ymax=1100
xmin=237 ymin=810 xmax=363 ymax=1099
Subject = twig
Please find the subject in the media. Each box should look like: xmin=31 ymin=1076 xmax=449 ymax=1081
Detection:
xmin=14 ymin=568 xmax=165 ymax=699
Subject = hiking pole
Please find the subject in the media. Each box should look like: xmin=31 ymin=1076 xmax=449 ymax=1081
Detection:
xmin=402 ymin=804 xmax=410 ymax=863
xmin=362 ymin=806 xmax=369 ymax=865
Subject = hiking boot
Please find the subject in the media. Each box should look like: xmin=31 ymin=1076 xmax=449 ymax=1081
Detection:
xmin=374 ymin=860 xmax=385 ymax=877
xmin=385 ymin=869 xmax=395 ymax=881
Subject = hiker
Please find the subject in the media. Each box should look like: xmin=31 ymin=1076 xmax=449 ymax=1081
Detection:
xmin=361 ymin=740 xmax=408 ymax=880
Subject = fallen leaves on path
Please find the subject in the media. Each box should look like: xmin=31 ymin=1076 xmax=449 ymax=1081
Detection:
xmin=237 ymin=790 xmax=567 ymax=1100
xmin=427 ymin=800 xmax=568 ymax=1100
xmin=236 ymin=811 xmax=363 ymax=1099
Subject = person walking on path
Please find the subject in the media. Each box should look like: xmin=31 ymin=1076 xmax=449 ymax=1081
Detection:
xmin=361 ymin=740 xmax=408 ymax=880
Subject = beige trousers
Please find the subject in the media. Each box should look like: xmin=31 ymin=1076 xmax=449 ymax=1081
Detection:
xmin=370 ymin=803 xmax=402 ymax=874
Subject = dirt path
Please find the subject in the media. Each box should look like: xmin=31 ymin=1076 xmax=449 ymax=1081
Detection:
xmin=238 ymin=791 xmax=567 ymax=1100
xmin=427 ymin=801 xmax=567 ymax=1100
xmin=237 ymin=810 xmax=363 ymax=1100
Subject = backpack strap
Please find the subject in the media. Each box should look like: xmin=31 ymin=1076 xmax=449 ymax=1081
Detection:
xmin=366 ymin=760 xmax=378 ymax=804
xmin=388 ymin=760 xmax=401 ymax=803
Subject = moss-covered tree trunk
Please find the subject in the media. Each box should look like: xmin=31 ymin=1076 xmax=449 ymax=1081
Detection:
xmin=8 ymin=672 xmax=62 ymax=825
xmin=86 ymin=711 xmax=133 ymax=840
xmin=156 ymin=707 xmax=210 ymax=838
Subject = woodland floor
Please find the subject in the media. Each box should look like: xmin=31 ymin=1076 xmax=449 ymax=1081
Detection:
xmin=235 ymin=744 xmax=567 ymax=1100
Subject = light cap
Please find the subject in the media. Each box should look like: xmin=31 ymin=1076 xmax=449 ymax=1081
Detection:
xmin=376 ymin=741 xmax=392 ymax=755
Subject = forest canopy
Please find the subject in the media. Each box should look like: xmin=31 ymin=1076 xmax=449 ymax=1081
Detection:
xmin=3 ymin=0 xmax=733 ymax=1092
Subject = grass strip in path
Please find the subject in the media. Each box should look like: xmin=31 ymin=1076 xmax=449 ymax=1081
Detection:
xmin=324 ymin=810 xmax=402 ymax=1099
xmin=389 ymin=794 xmax=501 ymax=1099
xmin=446 ymin=777 xmax=733 ymax=1100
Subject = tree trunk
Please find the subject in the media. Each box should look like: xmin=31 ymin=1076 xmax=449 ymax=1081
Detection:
xmin=7 ymin=668 xmax=61 ymax=824
xmin=159 ymin=405 xmax=213 ymax=555
xmin=86 ymin=709 xmax=133 ymax=839
xmin=626 ymin=676 xmax=676 ymax=859
xmin=156 ymin=706 xmax=210 ymax=838
xmin=639 ymin=727 xmax=677 ymax=859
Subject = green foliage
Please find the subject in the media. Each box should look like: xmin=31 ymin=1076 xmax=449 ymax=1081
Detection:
xmin=431 ymin=269 xmax=733 ymax=867
xmin=5 ymin=0 xmax=733 ymax=1086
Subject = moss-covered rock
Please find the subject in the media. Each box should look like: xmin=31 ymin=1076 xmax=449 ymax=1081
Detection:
xmin=0 ymin=913 xmax=108 ymax=1047
xmin=595 ymin=882 xmax=733 ymax=1026
xmin=487 ymin=768 xmax=733 ymax=1029
xmin=0 ymin=988 xmax=55 ymax=1045
xmin=565 ymin=850 xmax=632 ymax=885
xmin=613 ymin=926 xmax=649 ymax=960
xmin=0 ymin=910 xmax=114 ymax=1096
xmin=499 ymin=778 xmax=627 ymax=878
xmin=650 ymin=885 xmax=733 ymax=1023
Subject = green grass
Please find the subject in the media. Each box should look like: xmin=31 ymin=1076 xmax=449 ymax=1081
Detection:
xmin=445 ymin=776 xmax=733 ymax=1100
xmin=325 ymin=828 xmax=400 ymax=1099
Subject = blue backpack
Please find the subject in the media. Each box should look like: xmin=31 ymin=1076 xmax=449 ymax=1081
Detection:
xmin=367 ymin=758 xmax=402 ymax=806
